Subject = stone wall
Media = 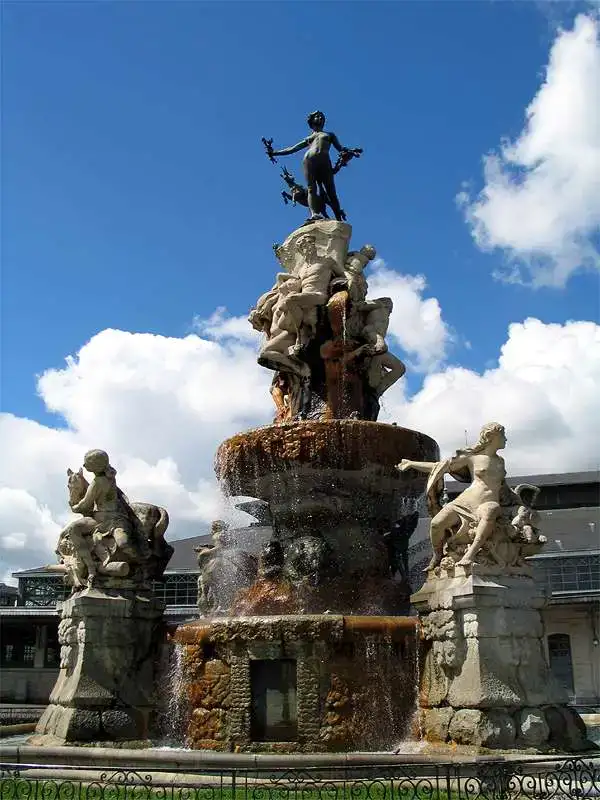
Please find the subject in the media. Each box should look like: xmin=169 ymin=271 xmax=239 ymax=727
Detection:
xmin=0 ymin=669 xmax=58 ymax=704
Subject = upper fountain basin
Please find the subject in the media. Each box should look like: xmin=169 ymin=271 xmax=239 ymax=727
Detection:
xmin=216 ymin=419 xmax=438 ymax=532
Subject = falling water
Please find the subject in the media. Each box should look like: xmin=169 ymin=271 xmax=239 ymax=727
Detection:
xmin=159 ymin=643 xmax=189 ymax=746
xmin=413 ymin=617 xmax=424 ymax=738
xmin=340 ymin=294 xmax=349 ymax=416
xmin=391 ymin=611 xmax=427 ymax=754
xmin=363 ymin=633 xmax=397 ymax=748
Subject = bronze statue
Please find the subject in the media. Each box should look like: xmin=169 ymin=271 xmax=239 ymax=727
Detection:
xmin=263 ymin=111 xmax=362 ymax=221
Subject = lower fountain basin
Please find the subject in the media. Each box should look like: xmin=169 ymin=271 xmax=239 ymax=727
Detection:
xmin=172 ymin=614 xmax=418 ymax=753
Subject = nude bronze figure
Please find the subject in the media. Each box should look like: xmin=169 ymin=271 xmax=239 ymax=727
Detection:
xmin=263 ymin=111 xmax=362 ymax=221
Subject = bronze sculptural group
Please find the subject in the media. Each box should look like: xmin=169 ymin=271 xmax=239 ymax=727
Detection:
xmin=263 ymin=110 xmax=362 ymax=222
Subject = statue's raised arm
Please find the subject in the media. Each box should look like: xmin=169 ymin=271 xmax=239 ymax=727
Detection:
xmin=270 ymin=138 xmax=310 ymax=158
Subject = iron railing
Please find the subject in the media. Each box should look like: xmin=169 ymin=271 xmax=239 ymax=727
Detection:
xmin=1 ymin=756 xmax=599 ymax=800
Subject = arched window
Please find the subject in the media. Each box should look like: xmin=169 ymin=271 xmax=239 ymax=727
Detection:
xmin=548 ymin=633 xmax=575 ymax=696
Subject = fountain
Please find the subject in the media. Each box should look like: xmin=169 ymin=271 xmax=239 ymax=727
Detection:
xmin=172 ymin=210 xmax=435 ymax=751
xmin=170 ymin=115 xmax=593 ymax=754
xmin=29 ymin=111 xmax=594 ymax=756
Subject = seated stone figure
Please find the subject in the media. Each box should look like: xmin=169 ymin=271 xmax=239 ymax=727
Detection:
xmin=343 ymin=245 xmax=376 ymax=303
xmin=398 ymin=423 xmax=545 ymax=573
xmin=250 ymin=273 xmax=311 ymax=377
xmin=54 ymin=449 xmax=171 ymax=589
xmin=253 ymin=225 xmax=349 ymax=370
xmin=356 ymin=298 xmax=406 ymax=419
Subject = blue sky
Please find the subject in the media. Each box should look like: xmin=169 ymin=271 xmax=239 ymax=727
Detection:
xmin=1 ymin=1 xmax=600 ymax=577
xmin=3 ymin=0 xmax=598 ymax=421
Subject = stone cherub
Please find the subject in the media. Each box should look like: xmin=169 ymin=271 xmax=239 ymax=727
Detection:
xmin=344 ymin=245 xmax=376 ymax=304
xmin=270 ymin=372 xmax=291 ymax=424
xmin=339 ymin=246 xmax=407 ymax=413
xmin=512 ymin=504 xmax=539 ymax=542
xmin=510 ymin=484 xmax=546 ymax=555
xmin=264 ymin=110 xmax=362 ymax=221
xmin=359 ymin=298 xmax=406 ymax=404
xmin=196 ymin=519 xmax=230 ymax=612
xmin=54 ymin=449 xmax=171 ymax=589
xmin=340 ymin=294 xmax=405 ymax=420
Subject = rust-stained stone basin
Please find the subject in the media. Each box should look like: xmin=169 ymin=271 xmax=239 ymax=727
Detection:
xmin=214 ymin=421 xmax=438 ymax=615
xmin=171 ymin=614 xmax=419 ymax=753
xmin=215 ymin=420 xmax=438 ymax=533
xmin=172 ymin=614 xmax=418 ymax=645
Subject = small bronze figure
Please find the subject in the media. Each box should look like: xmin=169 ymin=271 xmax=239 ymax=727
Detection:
xmin=263 ymin=111 xmax=362 ymax=221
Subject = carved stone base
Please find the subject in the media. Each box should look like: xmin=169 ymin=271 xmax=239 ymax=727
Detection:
xmin=173 ymin=614 xmax=417 ymax=752
xmin=411 ymin=571 xmax=592 ymax=751
xmin=32 ymin=588 xmax=165 ymax=745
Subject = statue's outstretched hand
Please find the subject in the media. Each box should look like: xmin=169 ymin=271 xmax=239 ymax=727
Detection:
xmin=262 ymin=137 xmax=277 ymax=163
xmin=397 ymin=459 xmax=413 ymax=472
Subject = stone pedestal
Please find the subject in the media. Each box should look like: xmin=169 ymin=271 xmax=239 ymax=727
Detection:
xmin=33 ymin=588 xmax=165 ymax=745
xmin=411 ymin=570 xmax=590 ymax=751
xmin=173 ymin=614 xmax=417 ymax=753
xmin=275 ymin=219 xmax=352 ymax=275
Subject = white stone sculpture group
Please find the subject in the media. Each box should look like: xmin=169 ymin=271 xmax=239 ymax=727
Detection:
xmin=248 ymin=220 xmax=406 ymax=421
xmin=398 ymin=422 xmax=546 ymax=575
xmin=53 ymin=449 xmax=172 ymax=589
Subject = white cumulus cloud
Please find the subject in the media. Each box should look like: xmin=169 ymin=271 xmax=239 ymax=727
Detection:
xmin=459 ymin=13 xmax=600 ymax=287
xmin=380 ymin=318 xmax=600 ymax=474
xmin=0 ymin=328 xmax=275 ymax=581
xmin=193 ymin=307 xmax=262 ymax=344
xmin=1 ymin=281 xmax=598 ymax=579
xmin=366 ymin=260 xmax=452 ymax=370
xmin=0 ymin=488 xmax=62 ymax=583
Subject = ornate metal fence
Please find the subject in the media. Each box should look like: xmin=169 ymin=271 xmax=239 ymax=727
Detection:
xmin=1 ymin=757 xmax=599 ymax=800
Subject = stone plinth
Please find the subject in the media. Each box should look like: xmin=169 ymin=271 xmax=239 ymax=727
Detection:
xmin=411 ymin=570 xmax=591 ymax=751
xmin=32 ymin=588 xmax=166 ymax=745
xmin=172 ymin=614 xmax=418 ymax=753
xmin=275 ymin=220 xmax=352 ymax=276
